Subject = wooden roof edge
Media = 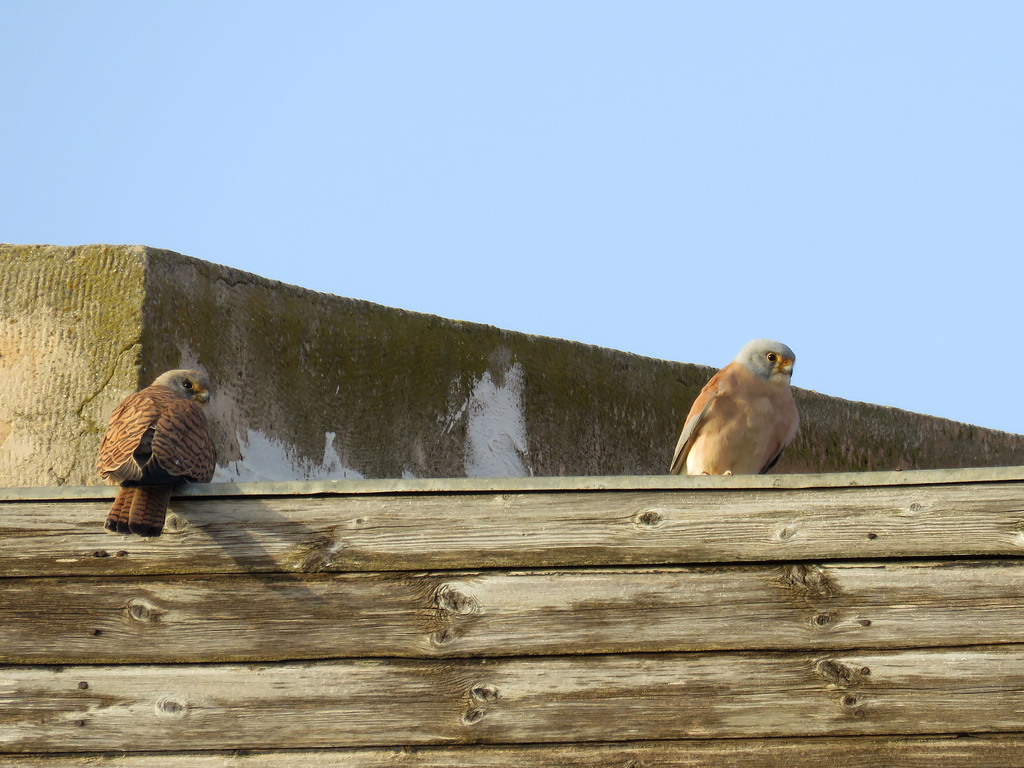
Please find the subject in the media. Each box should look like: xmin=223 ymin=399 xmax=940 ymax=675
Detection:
xmin=3 ymin=465 xmax=1024 ymax=501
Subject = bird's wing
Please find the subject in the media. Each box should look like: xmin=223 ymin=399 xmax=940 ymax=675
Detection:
xmin=150 ymin=397 xmax=217 ymax=483
xmin=96 ymin=389 xmax=164 ymax=483
xmin=758 ymin=447 xmax=785 ymax=475
xmin=669 ymin=366 xmax=731 ymax=474
xmin=758 ymin=395 xmax=800 ymax=474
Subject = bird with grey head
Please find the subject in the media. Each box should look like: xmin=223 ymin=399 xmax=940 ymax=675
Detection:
xmin=670 ymin=339 xmax=799 ymax=476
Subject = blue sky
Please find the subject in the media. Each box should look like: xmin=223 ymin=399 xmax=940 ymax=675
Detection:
xmin=4 ymin=2 xmax=1023 ymax=435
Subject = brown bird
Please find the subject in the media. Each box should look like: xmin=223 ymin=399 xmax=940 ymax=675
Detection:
xmin=670 ymin=339 xmax=799 ymax=476
xmin=97 ymin=369 xmax=217 ymax=536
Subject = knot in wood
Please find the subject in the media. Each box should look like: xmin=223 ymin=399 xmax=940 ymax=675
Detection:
xmin=91 ymin=549 xmax=110 ymax=558
xmin=776 ymin=526 xmax=797 ymax=541
xmin=470 ymin=684 xmax=499 ymax=702
xmin=634 ymin=510 xmax=663 ymax=527
xmin=812 ymin=611 xmax=836 ymax=627
xmin=155 ymin=697 xmax=187 ymax=717
xmin=462 ymin=708 xmax=486 ymax=725
xmin=430 ymin=627 xmax=459 ymax=647
xmin=815 ymin=658 xmax=864 ymax=687
xmin=433 ymin=583 xmax=480 ymax=616
xmin=296 ymin=532 xmax=346 ymax=572
xmin=125 ymin=599 xmax=163 ymax=624
xmin=163 ymin=512 xmax=188 ymax=533
xmin=780 ymin=564 xmax=839 ymax=598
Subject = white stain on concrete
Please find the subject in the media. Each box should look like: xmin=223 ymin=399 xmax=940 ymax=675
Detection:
xmin=456 ymin=362 xmax=531 ymax=478
xmin=215 ymin=361 xmax=529 ymax=482
xmin=214 ymin=430 xmax=364 ymax=482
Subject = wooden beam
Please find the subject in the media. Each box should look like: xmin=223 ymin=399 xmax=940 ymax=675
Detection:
xmin=4 ymin=560 xmax=1024 ymax=663
xmin=5 ymin=648 xmax=1024 ymax=752
xmin=2 ymin=735 xmax=1024 ymax=767
xmin=3 ymin=481 xmax=1024 ymax=576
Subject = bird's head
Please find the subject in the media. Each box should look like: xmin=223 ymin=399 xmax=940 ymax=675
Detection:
xmin=736 ymin=339 xmax=795 ymax=382
xmin=152 ymin=369 xmax=213 ymax=404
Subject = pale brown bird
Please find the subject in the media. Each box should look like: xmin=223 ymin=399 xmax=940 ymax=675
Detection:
xmin=97 ymin=369 xmax=217 ymax=536
xmin=670 ymin=339 xmax=799 ymax=476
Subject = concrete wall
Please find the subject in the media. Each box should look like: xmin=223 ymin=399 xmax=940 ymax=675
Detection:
xmin=2 ymin=244 xmax=1022 ymax=487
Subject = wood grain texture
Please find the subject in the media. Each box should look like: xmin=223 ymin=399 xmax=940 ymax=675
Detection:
xmin=3 ymin=480 xmax=1024 ymax=577
xmin=5 ymin=474 xmax=1024 ymax=761
xmin=4 ymin=560 xmax=1024 ymax=663
xmin=3 ymin=735 xmax=1024 ymax=767
xmin=5 ymin=648 xmax=1024 ymax=752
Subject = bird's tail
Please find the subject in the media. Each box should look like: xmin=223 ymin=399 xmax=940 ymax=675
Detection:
xmin=128 ymin=486 xmax=173 ymax=537
xmin=104 ymin=487 xmax=134 ymax=534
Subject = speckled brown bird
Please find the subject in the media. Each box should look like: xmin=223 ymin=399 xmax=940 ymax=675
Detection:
xmin=670 ymin=339 xmax=799 ymax=476
xmin=97 ymin=369 xmax=217 ymax=536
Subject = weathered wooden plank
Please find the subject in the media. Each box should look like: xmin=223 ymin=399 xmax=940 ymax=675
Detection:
xmin=3 ymin=735 xmax=1024 ymax=767
xmin=2 ymin=481 xmax=1024 ymax=576
xmin=4 ymin=561 xmax=1024 ymax=663
xmin=6 ymin=464 xmax=1024 ymax=501
xmin=4 ymin=648 xmax=1024 ymax=752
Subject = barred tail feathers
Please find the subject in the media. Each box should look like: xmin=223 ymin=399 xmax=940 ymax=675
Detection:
xmin=127 ymin=486 xmax=173 ymax=537
xmin=104 ymin=487 xmax=134 ymax=534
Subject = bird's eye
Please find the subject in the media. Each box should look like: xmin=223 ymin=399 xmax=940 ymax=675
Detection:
xmin=766 ymin=352 xmax=778 ymax=363
xmin=183 ymin=380 xmax=193 ymax=390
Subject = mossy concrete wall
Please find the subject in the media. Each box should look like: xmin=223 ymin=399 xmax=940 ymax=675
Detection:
xmin=2 ymin=244 xmax=1022 ymax=487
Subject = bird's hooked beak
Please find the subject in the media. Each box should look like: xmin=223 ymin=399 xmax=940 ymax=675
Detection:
xmin=778 ymin=357 xmax=795 ymax=376
xmin=194 ymin=389 xmax=211 ymax=404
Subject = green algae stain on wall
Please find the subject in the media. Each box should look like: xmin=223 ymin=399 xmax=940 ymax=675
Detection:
xmin=140 ymin=247 xmax=534 ymax=478
xmin=1 ymin=245 xmax=149 ymax=485
xmin=135 ymin=246 xmax=1024 ymax=481
xmin=137 ymin=247 xmax=725 ymax=479
xmin=3 ymin=244 xmax=1022 ymax=486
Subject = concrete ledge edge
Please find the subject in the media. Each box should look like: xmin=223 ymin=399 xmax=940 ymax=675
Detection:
xmin=3 ymin=465 xmax=1023 ymax=501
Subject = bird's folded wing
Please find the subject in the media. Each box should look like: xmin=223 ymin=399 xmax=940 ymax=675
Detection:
xmin=151 ymin=398 xmax=217 ymax=483
xmin=670 ymin=366 xmax=731 ymax=474
xmin=96 ymin=390 xmax=163 ymax=482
